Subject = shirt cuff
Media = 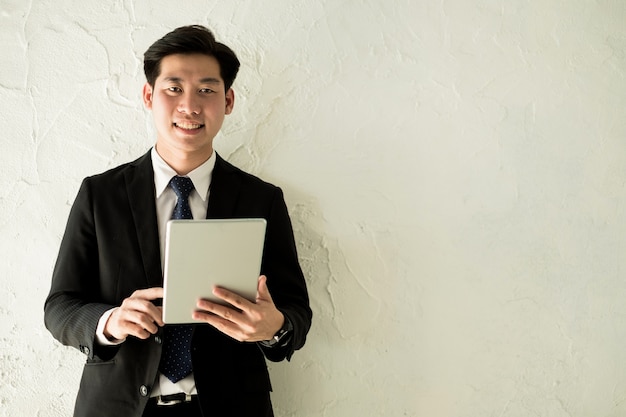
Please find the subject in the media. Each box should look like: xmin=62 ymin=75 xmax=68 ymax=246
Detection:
xmin=95 ymin=307 xmax=126 ymax=346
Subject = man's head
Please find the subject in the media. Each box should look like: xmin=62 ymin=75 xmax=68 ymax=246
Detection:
xmin=142 ymin=26 xmax=239 ymax=174
xmin=143 ymin=25 xmax=240 ymax=91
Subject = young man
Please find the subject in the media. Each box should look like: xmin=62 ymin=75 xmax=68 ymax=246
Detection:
xmin=44 ymin=25 xmax=312 ymax=417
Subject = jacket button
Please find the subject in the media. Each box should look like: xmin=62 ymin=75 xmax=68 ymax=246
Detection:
xmin=155 ymin=336 xmax=162 ymax=344
xmin=139 ymin=385 xmax=149 ymax=397
xmin=80 ymin=346 xmax=90 ymax=356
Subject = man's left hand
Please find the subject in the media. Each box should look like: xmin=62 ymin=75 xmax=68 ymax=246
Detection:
xmin=193 ymin=275 xmax=284 ymax=342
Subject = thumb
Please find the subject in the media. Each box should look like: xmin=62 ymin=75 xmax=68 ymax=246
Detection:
xmin=256 ymin=275 xmax=273 ymax=302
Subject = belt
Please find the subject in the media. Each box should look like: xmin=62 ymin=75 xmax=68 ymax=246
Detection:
xmin=151 ymin=393 xmax=197 ymax=406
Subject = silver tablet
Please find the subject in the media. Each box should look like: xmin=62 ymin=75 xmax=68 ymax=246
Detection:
xmin=162 ymin=218 xmax=267 ymax=324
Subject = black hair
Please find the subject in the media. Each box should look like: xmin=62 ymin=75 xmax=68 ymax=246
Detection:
xmin=143 ymin=25 xmax=240 ymax=90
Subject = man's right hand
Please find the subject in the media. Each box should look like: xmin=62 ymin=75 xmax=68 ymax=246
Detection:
xmin=103 ymin=287 xmax=164 ymax=341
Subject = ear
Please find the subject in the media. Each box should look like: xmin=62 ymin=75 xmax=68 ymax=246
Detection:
xmin=142 ymin=83 xmax=154 ymax=109
xmin=225 ymin=88 xmax=235 ymax=115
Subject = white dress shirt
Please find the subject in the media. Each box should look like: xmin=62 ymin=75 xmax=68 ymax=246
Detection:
xmin=95 ymin=147 xmax=216 ymax=397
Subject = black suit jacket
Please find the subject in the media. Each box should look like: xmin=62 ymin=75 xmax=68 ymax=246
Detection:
xmin=44 ymin=151 xmax=312 ymax=417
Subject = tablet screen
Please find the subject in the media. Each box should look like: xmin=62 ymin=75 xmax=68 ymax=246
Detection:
xmin=162 ymin=218 xmax=266 ymax=324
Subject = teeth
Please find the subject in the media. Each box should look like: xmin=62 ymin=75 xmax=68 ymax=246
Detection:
xmin=175 ymin=122 xmax=202 ymax=130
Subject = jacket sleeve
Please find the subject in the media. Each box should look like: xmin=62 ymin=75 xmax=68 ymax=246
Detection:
xmin=44 ymin=178 xmax=117 ymax=360
xmin=259 ymin=187 xmax=312 ymax=362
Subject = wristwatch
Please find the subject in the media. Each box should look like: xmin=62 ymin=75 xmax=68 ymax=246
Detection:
xmin=259 ymin=316 xmax=293 ymax=348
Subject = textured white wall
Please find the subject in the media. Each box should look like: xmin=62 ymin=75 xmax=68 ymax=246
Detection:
xmin=1 ymin=0 xmax=626 ymax=416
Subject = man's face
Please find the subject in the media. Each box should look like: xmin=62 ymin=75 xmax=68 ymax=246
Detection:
xmin=143 ymin=53 xmax=234 ymax=162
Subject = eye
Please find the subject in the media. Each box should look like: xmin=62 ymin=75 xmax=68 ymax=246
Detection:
xmin=167 ymin=86 xmax=182 ymax=93
xmin=199 ymin=88 xmax=215 ymax=94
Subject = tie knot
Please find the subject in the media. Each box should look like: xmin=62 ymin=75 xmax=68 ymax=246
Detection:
xmin=169 ymin=176 xmax=194 ymax=199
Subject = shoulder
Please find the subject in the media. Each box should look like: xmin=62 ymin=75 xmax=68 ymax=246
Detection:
xmin=215 ymin=153 xmax=280 ymax=193
xmin=82 ymin=151 xmax=151 ymax=186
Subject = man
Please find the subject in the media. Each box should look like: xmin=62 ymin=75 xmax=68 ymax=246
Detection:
xmin=44 ymin=25 xmax=312 ymax=417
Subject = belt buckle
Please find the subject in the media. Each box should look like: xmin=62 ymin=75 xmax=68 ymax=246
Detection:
xmin=156 ymin=393 xmax=191 ymax=406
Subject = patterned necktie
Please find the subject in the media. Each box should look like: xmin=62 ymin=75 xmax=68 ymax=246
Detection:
xmin=159 ymin=176 xmax=195 ymax=383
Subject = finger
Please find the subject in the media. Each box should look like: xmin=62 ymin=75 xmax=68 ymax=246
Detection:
xmin=125 ymin=322 xmax=154 ymax=340
xmin=131 ymin=287 xmax=164 ymax=301
xmin=256 ymin=275 xmax=273 ymax=302
xmin=116 ymin=308 xmax=160 ymax=335
xmin=196 ymin=299 xmax=242 ymax=323
xmin=123 ymin=297 xmax=164 ymax=326
xmin=106 ymin=310 xmax=154 ymax=340
xmin=131 ymin=312 xmax=160 ymax=334
xmin=144 ymin=303 xmax=164 ymax=326
xmin=192 ymin=310 xmax=247 ymax=342
xmin=211 ymin=287 xmax=251 ymax=312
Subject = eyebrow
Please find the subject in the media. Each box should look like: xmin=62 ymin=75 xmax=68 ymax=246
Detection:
xmin=162 ymin=76 xmax=222 ymax=85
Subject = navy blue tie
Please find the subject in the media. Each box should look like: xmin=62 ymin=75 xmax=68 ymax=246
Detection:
xmin=159 ymin=176 xmax=195 ymax=383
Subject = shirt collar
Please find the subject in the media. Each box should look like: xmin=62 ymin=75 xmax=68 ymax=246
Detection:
xmin=151 ymin=147 xmax=215 ymax=201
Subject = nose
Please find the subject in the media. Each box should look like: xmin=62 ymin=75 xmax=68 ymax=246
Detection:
xmin=177 ymin=92 xmax=201 ymax=115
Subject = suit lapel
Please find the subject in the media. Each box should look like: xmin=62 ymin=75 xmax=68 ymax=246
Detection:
xmin=206 ymin=153 xmax=242 ymax=219
xmin=121 ymin=152 xmax=239 ymax=289
xmin=124 ymin=151 xmax=163 ymax=288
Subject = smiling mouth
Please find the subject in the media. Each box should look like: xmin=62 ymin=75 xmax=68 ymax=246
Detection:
xmin=174 ymin=122 xmax=205 ymax=130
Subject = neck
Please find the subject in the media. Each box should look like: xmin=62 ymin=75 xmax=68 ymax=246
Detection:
xmin=154 ymin=144 xmax=212 ymax=176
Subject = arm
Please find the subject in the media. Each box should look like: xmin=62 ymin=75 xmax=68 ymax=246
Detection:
xmin=194 ymin=187 xmax=312 ymax=361
xmin=44 ymin=178 xmax=116 ymax=359
xmin=43 ymin=178 xmax=165 ymax=359
xmin=260 ymin=187 xmax=312 ymax=360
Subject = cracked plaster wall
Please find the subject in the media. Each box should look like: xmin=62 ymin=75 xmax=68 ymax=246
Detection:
xmin=2 ymin=1 xmax=626 ymax=416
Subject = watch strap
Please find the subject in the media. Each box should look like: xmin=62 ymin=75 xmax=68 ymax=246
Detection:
xmin=259 ymin=315 xmax=293 ymax=348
